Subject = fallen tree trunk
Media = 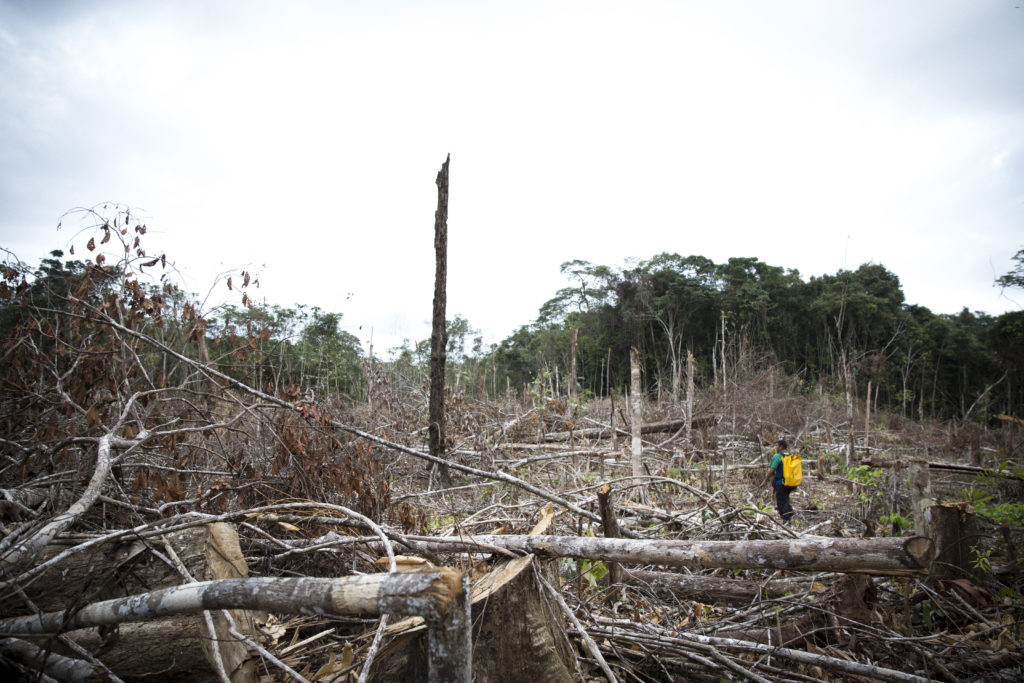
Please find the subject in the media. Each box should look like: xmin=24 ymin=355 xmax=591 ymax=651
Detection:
xmin=0 ymin=572 xmax=464 ymax=635
xmin=409 ymin=534 xmax=934 ymax=575
xmin=542 ymin=416 xmax=716 ymax=442
xmin=622 ymin=568 xmax=828 ymax=604
xmin=1 ymin=570 xmax=471 ymax=683
xmin=0 ymin=637 xmax=97 ymax=682
xmin=860 ymin=456 xmax=1023 ymax=480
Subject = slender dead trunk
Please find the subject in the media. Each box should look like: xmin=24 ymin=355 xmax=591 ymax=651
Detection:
xmin=567 ymin=327 xmax=578 ymax=413
xmin=608 ymin=348 xmax=617 ymax=453
xmin=720 ymin=310 xmax=727 ymax=398
xmin=844 ymin=349 xmax=854 ymax=468
xmin=909 ymin=456 xmax=932 ymax=538
xmin=630 ymin=347 xmax=643 ymax=479
xmin=865 ymin=379 xmax=872 ymax=453
xmin=429 ymin=155 xmax=450 ymax=480
xmin=685 ymin=349 xmax=695 ymax=444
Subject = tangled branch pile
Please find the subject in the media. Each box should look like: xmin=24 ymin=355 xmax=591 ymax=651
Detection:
xmin=1 ymin=212 xmax=1021 ymax=681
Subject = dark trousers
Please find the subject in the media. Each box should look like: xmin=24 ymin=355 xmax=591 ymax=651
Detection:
xmin=774 ymin=484 xmax=796 ymax=523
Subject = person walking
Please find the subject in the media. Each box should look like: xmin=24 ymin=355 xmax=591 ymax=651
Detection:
xmin=762 ymin=439 xmax=797 ymax=524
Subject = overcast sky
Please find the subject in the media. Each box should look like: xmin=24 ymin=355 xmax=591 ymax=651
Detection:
xmin=1 ymin=0 xmax=1022 ymax=354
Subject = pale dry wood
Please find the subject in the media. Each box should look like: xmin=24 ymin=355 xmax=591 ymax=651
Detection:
xmin=405 ymin=534 xmax=935 ymax=575
xmin=0 ymin=571 xmax=464 ymax=635
xmin=629 ymin=346 xmax=643 ymax=479
xmin=0 ymin=637 xmax=96 ymax=682
xmin=622 ymin=568 xmax=828 ymax=605
xmin=541 ymin=416 xmax=716 ymax=442
xmin=909 ymin=457 xmax=932 ymax=537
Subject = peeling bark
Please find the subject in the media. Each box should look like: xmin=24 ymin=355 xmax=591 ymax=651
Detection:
xmin=409 ymin=534 xmax=935 ymax=575
xmin=0 ymin=570 xmax=464 ymax=635
xmin=622 ymin=568 xmax=827 ymax=605
xmin=428 ymin=154 xmax=450 ymax=481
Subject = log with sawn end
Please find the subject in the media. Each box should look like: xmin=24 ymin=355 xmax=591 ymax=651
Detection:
xmin=541 ymin=416 xmax=716 ymax=442
xmin=408 ymin=534 xmax=934 ymax=576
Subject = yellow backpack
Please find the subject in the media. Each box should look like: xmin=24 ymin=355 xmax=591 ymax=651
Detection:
xmin=780 ymin=451 xmax=802 ymax=487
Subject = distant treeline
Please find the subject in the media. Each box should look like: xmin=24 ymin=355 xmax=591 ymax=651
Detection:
xmin=5 ymin=249 xmax=1022 ymax=423
xmin=482 ymin=254 xmax=1023 ymax=422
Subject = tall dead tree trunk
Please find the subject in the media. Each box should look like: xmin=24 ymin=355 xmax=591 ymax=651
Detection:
xmin=608 ymin=348 xmax=618 ymax=453
xmin=865 ymin=379 xmax=872 ymax=453
xmin=567 ymin=326 xmax=578 ymax=411
xmin=630 ymin=347 xmax=643 ymax=479
xmin=429 ymin=154 xmax=450 ymax=481
xmin=844 ymin=348 xmax=854 ymax=468
xmin=720 ymin=310 xmax=727 ymax=398
xmin=685 ymin=349 xmax=695 ymax=445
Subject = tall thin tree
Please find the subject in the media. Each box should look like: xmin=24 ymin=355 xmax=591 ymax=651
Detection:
xmin=630 ymin=347 xmax=643 ymax=480
xmin=429 ymin=155 xmax=451 ymax=480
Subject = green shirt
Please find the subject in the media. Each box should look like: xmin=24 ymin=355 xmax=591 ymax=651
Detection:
xmin=769 ymin=451 xmax=786 ymax=486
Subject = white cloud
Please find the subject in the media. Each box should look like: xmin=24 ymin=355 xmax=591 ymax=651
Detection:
xmin=1 ymin=0 xmax=1021 ymax=353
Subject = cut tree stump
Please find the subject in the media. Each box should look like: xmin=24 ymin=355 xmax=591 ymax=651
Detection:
xmin=8 ymin=523 xmax=263 ymax=682
xmin=928 ymin=501 xmax=983 ymax=579
xmin=371 ymin=554 xmax=575 ymax=683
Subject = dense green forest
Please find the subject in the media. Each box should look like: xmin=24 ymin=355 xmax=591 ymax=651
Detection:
xmin=4 ymin=245 xmax=1023 ymax=424
xmin=487 ymin=253 xmax=1024 ymax=422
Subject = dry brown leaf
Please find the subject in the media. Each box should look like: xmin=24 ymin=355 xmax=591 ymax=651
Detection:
xmin=313 ymin=647 xmax=344 ymax=680
xmin=375 ymin=555 xmax=435 ymax=571
xmin=529 ymin=502 xmax=555 ymax=535
xmin=340 ymin=641 xmax=354 ymax=668
xmin=259 ymin=615 xmax=287 ymax=645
